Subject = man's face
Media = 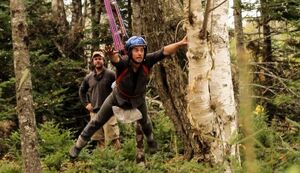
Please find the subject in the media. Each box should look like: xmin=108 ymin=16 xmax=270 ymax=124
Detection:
xmin=93 ymin=55 xmax=104 ymax=69
xmin=131 ymin=46 xmax=145 ymax=63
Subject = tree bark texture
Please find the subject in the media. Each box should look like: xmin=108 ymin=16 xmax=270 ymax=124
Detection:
xmin=51 ymin=0 xmax=84 ymax=59
xmin=131 ymin=0 xmax=143 ymax=35
xmin=260 ymin=0 xmax=272 ymax=62
xmin=90 ymin=0 xmax=103 ymax=52
xmin=184 ymin=0 xmax=238 ymax=166
xmin=210 ymin=0 xmax=238 ymax=164
xmin=51 ymin=0 xmax=68 ymax=30
xmin=259 ymin=0 xmax=273 ymax=98
xmin=233 ymin=1 xmax=257 ymax=171
xmin=10 ymin=0 xmax=42 ymax=172
xmin=233 ymin=0 xmax=244 ymax=52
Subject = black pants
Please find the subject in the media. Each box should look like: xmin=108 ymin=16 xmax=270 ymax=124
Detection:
xmin=80 ymin=93 xmax=153 ymax=142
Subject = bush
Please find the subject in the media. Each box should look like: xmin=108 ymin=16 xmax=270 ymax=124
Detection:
xmin=38 ymin=121 xmax=75 ymax=171
xmin=0 ymin=160 xmax=21 ymax=173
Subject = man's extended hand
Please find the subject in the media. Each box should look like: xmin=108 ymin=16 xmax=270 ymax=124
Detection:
xmin=179 ymin=35 xmax=188 ymax=46
xmin=163 ymin=35 xmax=188 ymax=56
xmin=104 ymin=45 xmax=120 ymax=63
xmin=104 ymin=45 xmax=118 ymax=56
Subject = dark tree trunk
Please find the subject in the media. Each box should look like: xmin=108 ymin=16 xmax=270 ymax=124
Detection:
xmin=51 ymin=0 xmax=68 ymax=32
xmin=91 ymin=0 xmax=102 ymax=52
xmin=258 ymin=0 xmax=274 ymax=99
xmin=69 ymin=0 xmax=84 ymax=59
xmin=51 ymin=0 xmax=84 ymax=59
xmin=233 ymin=0 xmax=244 ymax=97
xmin=261 ymin=0 xmax=272 ymax=62
xmin=233 ymin=0 xmax=244 ymax=51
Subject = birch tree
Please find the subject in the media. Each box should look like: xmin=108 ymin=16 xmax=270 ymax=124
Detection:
xmin=133 ymin=0 xmax=238 ymax=169
xmin=184 ymin=0 xmax=238 ymax=166
xmin=10 ymin=0 xmax=41 ymax=172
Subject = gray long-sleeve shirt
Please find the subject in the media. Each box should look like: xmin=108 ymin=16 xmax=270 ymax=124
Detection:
xmin=79 ymin=68 xmax=116 ymax=112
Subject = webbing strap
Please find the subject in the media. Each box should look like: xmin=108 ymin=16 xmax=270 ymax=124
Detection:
xmin=116 ymin=68 xmax=128 ymax=84
xmin=115 ymin=65 xmax=150 ymax=99
xmin=104 ymin=0 xmax=124 ymax=51
xmin=112 ymin=0 xmax=128 ymax=39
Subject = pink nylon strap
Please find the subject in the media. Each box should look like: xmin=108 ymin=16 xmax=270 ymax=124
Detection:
xmin=112 ymin=0 xmax=128 ymax=39
xmin=104 ymin=0 xmax=124 ymax=51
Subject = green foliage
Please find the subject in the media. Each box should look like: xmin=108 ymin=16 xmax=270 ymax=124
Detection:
xmin=151 ymin=110 xmax=183 ymax=154
xmin=38 ymin=121 xmax=74 ymax=171
xmin=1 ymin=0 xmax=299 ymax=172
xmin=0 ymin=0 xmax=15 ymax=122
xmin=165 ymin=158 xmax=224 ymax=173
xmin=0 ymin=78 xmax=16 ymax=121
xmin=29 ymin=50 xmax=87 ymax=128
xmin=247 ymin=106 xmax=300 ymax=172
xmin=2 ymin=105 xmax=299 ymax=172
xmin=0 ymin=160 xmax=21 ymax=173
xmin=273 ymin=94 xmax=294 ymax=106
xmin=5 ymin=131 xmax=22 ymax=162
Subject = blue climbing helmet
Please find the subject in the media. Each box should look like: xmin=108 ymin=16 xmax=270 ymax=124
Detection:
xmin=125 ymin=36 xmax=147 ymax=51
xmin=125 ymin=36 xmax=147 ymax=60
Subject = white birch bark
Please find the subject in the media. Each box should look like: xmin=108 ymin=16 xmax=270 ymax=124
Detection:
xmin=185 ymin=0 xmax=238 ymax=167
xmin=210 ymin=0 xmax=238 ymax=163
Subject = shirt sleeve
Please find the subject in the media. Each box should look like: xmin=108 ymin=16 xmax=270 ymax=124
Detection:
xmin=144 ymin=48 xmax=165 ymax=68
xmin=111 ymin=58 xmax=128 ymax=77
xmin=78 ymin=76 xmax=90 ymax=106
xmin=108 ymin=70 xmax=116 ymax=87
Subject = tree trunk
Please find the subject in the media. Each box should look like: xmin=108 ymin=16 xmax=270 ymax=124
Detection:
xmin=127 ymin=0 xmax=132 ymax=35
xmin=51 ymin=0 xmax=68 ymax=30
xmin=10 ymin=0 xmax=41 ymax=172
xmin=233 ymin=0 xmax=244 ymax=52
xmin=90 ymin=0 xmax=102 ymax=52
xmin=260 ymin=0 xmax=272 ymax=62
xmin=51 ymin=0 xmax=84 ymax=59
xmin=259 ymin=0 xmax=273 ymax=99
xmin=131 ymin=0 xmax=149 ymax=164
xmin=69 ymin=0 xmax=84 ymax=59
xmin=51 ymin=0 xmax=69 ymax=58
xmin=71 ymin=0 xmax=83 ymax=34
xmin=131 ymin=0 xmax=143 ymax=35
xmin=134 ymin=0 xmax=238 ymax=167
xmin=185 ymin=0 xmax=238 ymax=166
xmin=233 ymin=0 xmax=257 ymax=171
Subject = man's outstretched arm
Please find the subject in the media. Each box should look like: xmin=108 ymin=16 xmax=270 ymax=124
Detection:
xmin=163 ymin=36 xmax=188 ymax=56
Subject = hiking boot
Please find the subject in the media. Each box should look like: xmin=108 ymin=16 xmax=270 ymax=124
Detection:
xmin=97 ymin=139 xmax=105 ymax=149
xmin=69 ymin=136 xmax=87 ymax=158
xmin=69 ymin=145 xmax=82 ymax=159
xmin=147 ymin=139 xmax=158 ymax=154
xmin=136 ymin=148 xmax=145 ymax=164
xmin=112 ymin=138 xmax=121 ymax=150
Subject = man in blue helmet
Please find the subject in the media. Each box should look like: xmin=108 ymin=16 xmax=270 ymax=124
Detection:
xmin=69 ymin=35 xmax=188 ymax=159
